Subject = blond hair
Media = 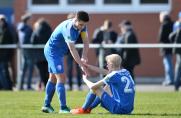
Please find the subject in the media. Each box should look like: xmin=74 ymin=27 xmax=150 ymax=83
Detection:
xmin=106 ymin=54 xmax=122 ymax=68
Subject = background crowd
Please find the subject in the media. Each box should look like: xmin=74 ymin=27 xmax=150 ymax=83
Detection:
xmin=0 ymin=11 xmax=181 ymax=91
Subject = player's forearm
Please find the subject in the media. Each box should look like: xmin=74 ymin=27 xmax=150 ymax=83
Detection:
xmin=83 ymin=75 xmax=105 ymax=89
xmin=87 ymin=64 xmax=108 ymax=75
xmin=82 ymin=38 xmax=89 ymax=58
xmin=68 ymin=43 xmax=83 ymax=66
xmin=83 ymin=77 xmax=94 ymax=89
xmin=83 ymin=75 xmax=95 ymax=89
xmin=84 ymin=79 xmax=100 ymax=89
xmin=93 ymin=80 xmax=105 ymax=89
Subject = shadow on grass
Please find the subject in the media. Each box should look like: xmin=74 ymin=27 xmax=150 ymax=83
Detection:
xmin=132 ymin=113 xmax=181 ymax=117
xmin=92 ymin=112 xmax=181 ymax=117
xmin=47 ymin=112 xmax=181 ymax=117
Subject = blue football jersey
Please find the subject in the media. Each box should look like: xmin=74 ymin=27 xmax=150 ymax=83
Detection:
xmin=45 ymin=18 xmax=87 ymax=56
xmin=173 ymin=21 xmax=181 ymax=31
xmin=104 ymin=69 xmax=135 ymax=110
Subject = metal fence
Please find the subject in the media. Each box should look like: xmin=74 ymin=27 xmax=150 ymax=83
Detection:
xmin=0 ymin=44 xmax=181 ymax=79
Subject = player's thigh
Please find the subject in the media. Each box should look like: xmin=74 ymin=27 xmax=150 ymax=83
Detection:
xmin=101 ymin=92 xmax=122 ymax=114
xmin=47 ymin=56 xmax=64 ymax=74
xmin=94 ymin=86 xmax=112 ymax=97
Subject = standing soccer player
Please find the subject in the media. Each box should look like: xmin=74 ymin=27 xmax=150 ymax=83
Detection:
xmin=71 ymin=54 xmax=135 ymax=114
xmin=42 ymin=11 xmax=90 ymax=113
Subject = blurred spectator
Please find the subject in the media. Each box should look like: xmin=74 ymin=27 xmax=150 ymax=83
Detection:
xmin=66 ymin=13 xmax=82 ymax=91
xmin=173 ymin=12 xmax=181 ymax=32
xmin=169 ymin=12 xmax=181 ymax=43
xmin=117 ymin=20 xmax=141 ymax=81
xmin=172 ymin=11 xmax=181 ymax=91
xmin=31 ymin=18 xmax=52 ymax=90
xmin=158 ymin=11 xmax=174 ymax=86
xmin=0 ymin=14 xmax=15 ymax=90
xmin=17 ymin=13 xmax=34 ymax=90
xmin=7 ymin=17 xmax=19 ymax=87
xmin=92 ymin=19 xmax=118 ymax=66
xmin=173 ymin=29 xmax=181 ymax=91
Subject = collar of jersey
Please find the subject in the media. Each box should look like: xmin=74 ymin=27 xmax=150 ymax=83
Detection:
xmin=72 ymin=18 xmax=79 ymax=31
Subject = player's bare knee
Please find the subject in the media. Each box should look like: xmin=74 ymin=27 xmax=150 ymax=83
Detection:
xmin=55 ymin=74 xmax=66 ymax=83
xmin=89 ymin=87 xmax=96 ymax=93
xmin=91 ymin=88 xmax=104 ymax=98
xmin=49 ymin=75 xmax=57 ymax=83
xmin=56 ymin=78 xmax=65 ymax=83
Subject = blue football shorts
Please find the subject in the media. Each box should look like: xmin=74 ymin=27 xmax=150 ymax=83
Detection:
xmin=100 ymin=92 xmax=131 ymax=114
xmin=44 ymin=48 xmax=64 ymax=74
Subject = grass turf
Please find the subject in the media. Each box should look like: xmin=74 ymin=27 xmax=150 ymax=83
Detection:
xmin=0 ymin=91 xmax=181 ymax=118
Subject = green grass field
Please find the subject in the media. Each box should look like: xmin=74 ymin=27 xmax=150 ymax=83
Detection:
xmin=0 ymin=91 xmax=181 ymax=118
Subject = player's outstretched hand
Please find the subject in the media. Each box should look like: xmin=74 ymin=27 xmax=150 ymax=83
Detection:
xmin=81 ymin=65 xmax=90 ymax=76
xmin=82 ymin=74 xmax=94 ymax=89
xmin=82 ymin=74 xmax=87 ymax=82
xmin=83 ymin=63 xmax=90 ymax=68
xmin=81 ymin=57 xmax=88 ymax=64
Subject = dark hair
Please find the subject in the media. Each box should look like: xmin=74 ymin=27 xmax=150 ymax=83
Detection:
xmin=0 ymin=17 xmax=8 ymax=29
xmin=164 ymin=15 xmax=171 ymax=22
xmin=21 ymin=13 xmax=31 ymax=23
xmin=121 ymin=20 xmax=131 ymax=26
xmin=76 ymin=11 xmax=89 ymax=22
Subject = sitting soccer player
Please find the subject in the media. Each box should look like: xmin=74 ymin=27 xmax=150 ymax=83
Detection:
xmin=71 ymin=54 xmax=135 ymax=114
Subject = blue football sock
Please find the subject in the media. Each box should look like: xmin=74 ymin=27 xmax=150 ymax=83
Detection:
xmin=89 ymin=96 xmax=101 ymax=109
xmin=44 ymin=80 xmax=56 ymax=107
xmin=56 ymin=82 xmax=66 ymax=109
xmin=82 ymin=91 xmax=96 ymax=110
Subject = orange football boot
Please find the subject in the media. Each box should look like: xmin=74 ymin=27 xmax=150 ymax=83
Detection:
xmin=71 ymin=108 xmax=91 ymax=114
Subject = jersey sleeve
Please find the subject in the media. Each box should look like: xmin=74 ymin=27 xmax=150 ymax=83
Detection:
xmin=62 ymin=23 xmax=76 ymax=43
xmin=103 ymin=72 xmax=118 ymax=85
xmin=80 ymin=26 xmax=88 ymax=40
xmin=103 ymin=75 xmax=110 ymax=85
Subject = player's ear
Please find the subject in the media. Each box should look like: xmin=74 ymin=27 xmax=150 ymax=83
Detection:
xmin=111 ymin=64 xmax=114 ymax=68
